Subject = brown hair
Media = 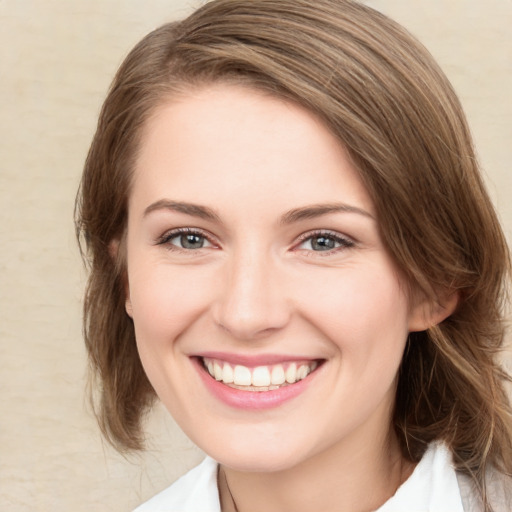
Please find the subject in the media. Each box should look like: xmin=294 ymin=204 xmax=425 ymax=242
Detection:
xmin=76 ymin=0 xmax=512 ymax=505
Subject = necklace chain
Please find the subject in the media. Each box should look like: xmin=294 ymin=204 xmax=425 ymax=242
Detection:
xmin=220 ymin=456 xmax=408 ymax=512
xmin=222 ymin=467 xmax=240 ymax=512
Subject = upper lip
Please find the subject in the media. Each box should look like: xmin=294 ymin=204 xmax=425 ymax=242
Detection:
xmin=192 ymin=351 xmax=322 ymax=367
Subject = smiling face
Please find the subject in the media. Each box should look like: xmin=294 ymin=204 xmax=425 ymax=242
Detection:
xmin=124 ymin=84 xmax=430 ymax=472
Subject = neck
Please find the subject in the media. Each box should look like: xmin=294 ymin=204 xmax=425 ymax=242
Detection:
xmin=219 ymin=428 xmax=414 ymax=512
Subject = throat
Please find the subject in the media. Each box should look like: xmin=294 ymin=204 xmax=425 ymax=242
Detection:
xmin=217 ymin=442 xmax=414 ymax=512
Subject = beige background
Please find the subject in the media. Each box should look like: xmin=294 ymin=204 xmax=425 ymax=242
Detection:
xmin=1 ymin=1 xmax=511 ymax=511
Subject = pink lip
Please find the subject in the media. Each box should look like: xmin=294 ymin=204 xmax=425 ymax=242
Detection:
xmin=191 ymin=356 xmax=322 ymax=410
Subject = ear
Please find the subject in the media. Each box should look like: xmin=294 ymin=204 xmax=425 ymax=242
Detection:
xmin=108 ymin=238 xmax=120 ymax=261
xmin=408 ymin=289 xmax=459 ymax=332
xmin=125 ymin=296 xmax=133 ymax=318
xmin=109 ymin=238 xmax=133 ymax=318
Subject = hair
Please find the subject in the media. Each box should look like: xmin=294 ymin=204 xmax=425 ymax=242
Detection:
xmin=75 ymin=0 xmax=512 ymax=507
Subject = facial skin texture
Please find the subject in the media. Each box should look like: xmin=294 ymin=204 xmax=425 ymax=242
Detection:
xmin=125 ymin=85 xmax=444 ymax=511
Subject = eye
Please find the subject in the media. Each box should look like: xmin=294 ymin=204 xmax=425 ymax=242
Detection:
xmin=297 ymin=231 xmax=354 ymax=252
xmin=158 ymin=228 xmax=214 ymax=250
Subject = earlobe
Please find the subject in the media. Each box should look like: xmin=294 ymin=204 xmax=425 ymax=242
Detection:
xmin=108 ymin=237 xmax=132 ymax=317
xmin=125 ymin=297 xmax=133 ymax=318
xmin=108 ymin=239 xmax=120 ymax=260
xmin=408 ymin=290 xmax=459 ymax=332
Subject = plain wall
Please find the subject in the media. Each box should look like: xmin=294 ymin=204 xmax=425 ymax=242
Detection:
xmin=1 ymin=1 xmax=510 ymax=511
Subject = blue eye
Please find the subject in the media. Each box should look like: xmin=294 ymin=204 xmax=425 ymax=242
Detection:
xmin=175 ymin=233 xmax=208 ymax=249
xmin=159 ymin=229 xmax=213 ymax=250
xmin=298 ymin=232 xmax=353 ymax=252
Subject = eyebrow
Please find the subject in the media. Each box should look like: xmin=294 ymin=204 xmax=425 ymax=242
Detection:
xmin=280 ymin=203 xmax=374 ymax=224
xmin=143 ymin=199 xmax=373 ymax=224
xmin=143 ymin=200 xmax=221 ymax=222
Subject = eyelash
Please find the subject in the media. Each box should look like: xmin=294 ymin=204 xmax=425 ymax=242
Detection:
xmin=156 ymin=228 xmax=355 ymax=254
xmin=294 ymin=230 xmax=355 ymax=255
xmin=156 ymin=227 xmax=216 ymax=252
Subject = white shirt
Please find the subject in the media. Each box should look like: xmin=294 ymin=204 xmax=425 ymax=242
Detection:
xmin=133 ymin=442 xmax=464 ymax=512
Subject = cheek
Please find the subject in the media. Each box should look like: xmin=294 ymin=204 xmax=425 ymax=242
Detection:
xmin=295 ymin=263 xmax=410 ymax=358
xmin=127 ymin=263 xmax=220 ymax=410
xmin=303 ymin=261 xmax=407 ymax=316
xmin=127 ymin=263 xmax=217 ymax=350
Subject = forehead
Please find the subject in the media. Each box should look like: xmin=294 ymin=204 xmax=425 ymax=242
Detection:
xmin=130 ymin=84 xmax=374 ymax=218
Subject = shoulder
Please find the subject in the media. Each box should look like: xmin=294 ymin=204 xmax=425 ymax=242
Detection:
xmin=456 ymin=465 xmax=512 ymax=512
xmin=133 ymin=457 xmax=220 ymax=512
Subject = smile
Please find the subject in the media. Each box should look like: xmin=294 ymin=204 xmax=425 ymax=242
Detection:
xmin=202 ymin=357 xmax=320 ymax=391
xmin=193 ymin=354 xmax=324 ymax=409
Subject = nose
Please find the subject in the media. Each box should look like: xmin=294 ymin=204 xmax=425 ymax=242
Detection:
xmin=212 ymin=248 xmax=291 ymax=341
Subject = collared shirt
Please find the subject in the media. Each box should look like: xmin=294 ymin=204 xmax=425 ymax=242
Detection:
xmin=134 ymin=442 xmax=464 ymax=512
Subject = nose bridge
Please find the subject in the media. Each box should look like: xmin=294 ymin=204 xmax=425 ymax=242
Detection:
xmin=214 ymin=242 xmax=289 ymax=340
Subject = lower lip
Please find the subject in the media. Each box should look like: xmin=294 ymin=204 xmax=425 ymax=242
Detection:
xmin=192 ymin=358 xmax=320 ymax=410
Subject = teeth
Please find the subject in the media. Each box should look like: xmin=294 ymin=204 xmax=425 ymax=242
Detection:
xmin=271 ymin=365 xmax=285 ymax=385
xmin=203 ymin=358 xmax=319 ymax=388
xmin=233 ymin=365 xmax=252 ymax=386
xmin=214 ymin=362 xmax=223 ymax=381
xmin=222 ymin=363 xmax=234 ymax=384
xmin=297 ymin=364 xmax=310 ymax=380
xmin=252 ymin=366 xmax=271 ymax=387
xmin=285 ymin=363 xmax=297 ymax=384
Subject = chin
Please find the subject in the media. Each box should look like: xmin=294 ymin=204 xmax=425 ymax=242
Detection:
xmin=217 ymin=451 xmax=304 ymax=474
xmin=198 ymin=430 xmax=313 ymax=473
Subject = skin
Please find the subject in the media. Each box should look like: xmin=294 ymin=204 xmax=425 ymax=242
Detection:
xmin=124 ymin=84 xmax=451 ymax=512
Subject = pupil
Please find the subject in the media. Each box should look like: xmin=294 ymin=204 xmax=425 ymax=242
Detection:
xmin=312 ymin=236 xmax=334 ymax=251
xmin=181 ymin=234 xmax=204 ymax=249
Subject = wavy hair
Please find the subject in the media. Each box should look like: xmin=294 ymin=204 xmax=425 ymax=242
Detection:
xmin=75 ymin=1 xmax=512 ymax=507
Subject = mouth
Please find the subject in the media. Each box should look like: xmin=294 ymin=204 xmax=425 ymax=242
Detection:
xmin=193 ymin=354 xmax=325 ymax=409
xmin=200 ymin=357 xmax=322 ymax=392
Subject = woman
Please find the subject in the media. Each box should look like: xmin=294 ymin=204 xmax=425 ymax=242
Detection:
xmin=75 ymin=0 xmax=512 ymax=510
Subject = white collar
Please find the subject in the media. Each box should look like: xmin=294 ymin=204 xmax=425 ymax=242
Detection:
xmin=376 ymin=442 xmax=464 ymax=512
xmin=134 ymin=442 xmax=463 ymax=511
xmin=133 ymin=456 xmax=220 ymax=511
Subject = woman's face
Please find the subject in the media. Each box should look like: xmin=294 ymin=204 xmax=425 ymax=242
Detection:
xmin=125 ymin=85 xmax=429 ymax=472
